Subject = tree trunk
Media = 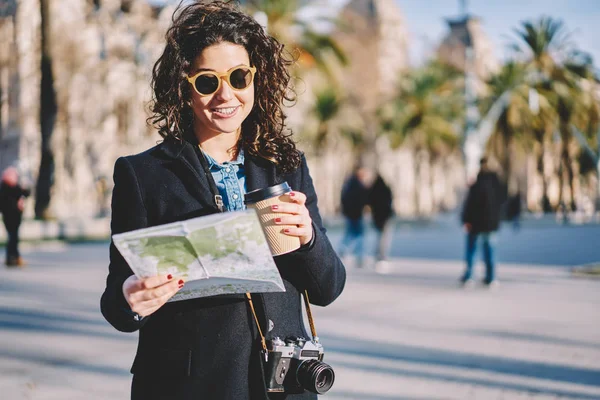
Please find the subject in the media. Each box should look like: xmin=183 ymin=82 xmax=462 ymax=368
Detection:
xmin=314 ymin=122 xmax=327 ymax=157
xmin=414 ymin=149 xmax=421 ymax=216
xmin=503 ymin=133 xmax=514 ymax=199
xmin=429 ymin=157 xmax=437 ymax=213
xmin=559 ymin=123 xmax=576 ymax=211
xmin=537 ymin=148 xmax=552 ymax=213
xmin=596 ymin=159 xmax=600 ymax=212
xmin=36 ymin=0 xmax=57 ymax=220
xmin=557 ymin=160 xmax=564 ymax=209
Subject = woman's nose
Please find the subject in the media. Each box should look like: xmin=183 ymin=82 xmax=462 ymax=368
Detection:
xmin=214 ymin=78 xmax=234 ymax=101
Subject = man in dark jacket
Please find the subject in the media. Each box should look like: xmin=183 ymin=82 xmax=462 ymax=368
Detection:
xmin=460 ymin=158 xmax=503 ymax=287
xmin=0 ymin=167 xmax=30 ymax=267
xmin=338 ymin=165 xmax=372 ymax=268
xmin=368 ymin=174 xmax=394 ymax=272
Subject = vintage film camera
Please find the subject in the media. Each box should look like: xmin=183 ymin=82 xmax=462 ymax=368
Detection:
xmin=263 ymin=336 xmax=335 ymax=394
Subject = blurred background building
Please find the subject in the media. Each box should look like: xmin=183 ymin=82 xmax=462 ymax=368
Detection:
xmin=0 ymin=0 xmax=599 ymax=221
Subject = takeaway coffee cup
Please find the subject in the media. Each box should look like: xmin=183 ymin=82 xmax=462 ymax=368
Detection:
xmin=244 ymin=182 xmax=301 ymax=256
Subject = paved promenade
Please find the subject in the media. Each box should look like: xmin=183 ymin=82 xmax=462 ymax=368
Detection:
xmin=0 ymin=241 xmax=598 ymax=399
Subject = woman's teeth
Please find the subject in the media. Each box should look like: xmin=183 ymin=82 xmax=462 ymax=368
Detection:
xmin=214 ymin=106 xmax=238 ymax=115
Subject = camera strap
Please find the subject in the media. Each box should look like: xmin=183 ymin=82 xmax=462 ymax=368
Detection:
xmin=245 ymin=290 xmax=319 ymax=357
xmin=245 ymin=293 xmax=268 ymax=354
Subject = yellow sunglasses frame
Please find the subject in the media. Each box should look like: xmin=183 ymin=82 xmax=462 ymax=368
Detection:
xmin=186 ymin=65 xmax=256 ymax=96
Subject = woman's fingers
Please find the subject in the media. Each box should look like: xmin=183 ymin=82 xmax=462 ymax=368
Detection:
xmin=124 ymin=273 xmax=173 ymax=299
xmin=132 ymin=280 xmax=183 ymax=316
xmin=287 ymin=191 xmax=306 ymax=205
xmin=134 ymin=279 xmax=183 ymax=302
xmin=280 ymin=225 xmax=312 ymax=237
xmin=274 ymin=214 xmax=311 ymax=227
xmin=272 ymin=202 xmax=304 ymax=215
xmin=140 ymin=273 xmax=175 ymax=290
xmin=269 ymin=191 xmax=314 ymax=245
xmin=123 ymin=273 xmax=185 ymax=317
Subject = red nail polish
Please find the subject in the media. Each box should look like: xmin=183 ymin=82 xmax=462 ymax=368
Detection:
xmin=284 ymin=228 xmax=290 ymax=233
xmin=272 ymin=205 xmax=279 ymax=210
xmin=167 ymin=274 xmax=173 ymax=280
xmin=178 ymin=280 xmax=184 ymax=285
xmin=178 ymin=284 xmax=184 ymax=289
xmin=275 ymin=218 xmax=281 ymax=223
xmin=289 ymin=192 xmax=295 ymax=197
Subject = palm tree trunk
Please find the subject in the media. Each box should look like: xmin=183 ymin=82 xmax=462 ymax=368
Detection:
xmin=429 ymin=157 xmax=437 ymax=212
xmin=565 ymin=150 xmax=576 ymax=211
xmin=597 ymin=130 xmax=600 ymax=211
xmin=503 ymin=134 xmax=514 ymax=196
xmin=414 ymin=149 xmax=421 ymax=216
xmin=36 ymin=0 xmax=57 ymax=220
xmin=559 ymin=123 xmax=576 ymax=211
xmin=314 ymin=122 xmax=327 ymax=157
xmin=557 ymin=160 xmax=564 ymax=209
xmin=537 ymin=147 xmax=552 ymax=213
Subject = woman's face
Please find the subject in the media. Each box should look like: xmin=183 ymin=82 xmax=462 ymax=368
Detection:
xmin=189 ymin=42 xmax=255 ymax=140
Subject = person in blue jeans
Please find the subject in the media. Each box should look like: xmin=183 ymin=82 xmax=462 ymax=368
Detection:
xmin=461 ymin=158 xmax=503 ymax=287
xmin=338 ymin=164 xmax=372 ymax=267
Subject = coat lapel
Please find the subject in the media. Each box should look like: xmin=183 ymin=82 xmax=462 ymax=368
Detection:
xmin=244 ymin=153 xmax=278 ymax=193
xmin=158 ymin=137 xmax=217 ymax=211
xmin=159 ymin=132 xmax=280 ymax=207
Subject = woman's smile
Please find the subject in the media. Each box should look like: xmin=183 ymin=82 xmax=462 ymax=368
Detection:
xmin=211 ymin=105 xmax=241 ymax=118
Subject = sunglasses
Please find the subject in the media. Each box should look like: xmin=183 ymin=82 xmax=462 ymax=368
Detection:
xmin=186 ymin=65 xmax=256 ymax=96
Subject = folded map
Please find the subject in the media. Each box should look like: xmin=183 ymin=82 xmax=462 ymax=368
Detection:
xmin=112 ymin=210 xmax=285 ymax=302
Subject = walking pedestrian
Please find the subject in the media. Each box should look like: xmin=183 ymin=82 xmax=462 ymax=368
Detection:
xmin=368 ymin=173 xmax=394 ymax=272
xmin=0 ymin=167 xmax=30 ymax=267
xmin=460 ymin=157 xmax=503 ymax=288
xmin=506 ymin=192 xmax=522 ymax=231
xmin=338 ymin=164 xmax=371 ymax=268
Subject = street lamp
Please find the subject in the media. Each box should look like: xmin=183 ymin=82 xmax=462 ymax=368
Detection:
xmin=460 ymin=1 xmax=481 ymax=184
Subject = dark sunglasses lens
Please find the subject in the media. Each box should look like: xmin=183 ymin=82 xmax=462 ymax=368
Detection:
xmin=194 ymin=74 xmax=219 ymax=95
xmin=229 ymin=68 xmax=253 ymax=90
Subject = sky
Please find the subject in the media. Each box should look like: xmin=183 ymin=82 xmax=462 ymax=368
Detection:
xmin=329 ymin=0 xmax=600 ymax=67
xmin=150 ymin=0 xmax=600 ymax=67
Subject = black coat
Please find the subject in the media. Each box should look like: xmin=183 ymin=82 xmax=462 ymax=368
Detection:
xmin=461 ymin=171 xmax=503 ymax=233
xmin=100 ymin=137 xmax=346 ymax=400
xmin=368 ymin=176 xmax=394 ymax=231
xmin=0 ymin=183 xmax=30 ymax=230
xmin=340 ymin=175 xmax=369 ymax=220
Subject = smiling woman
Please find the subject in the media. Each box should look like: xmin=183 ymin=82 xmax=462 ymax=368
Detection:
xmin=149 ymin=1 xmax=301 ymax=170
xmin=189 ymin=43 xmax=256 ymax=152
xmin=99 ymin=2 xmax=346 ymax=400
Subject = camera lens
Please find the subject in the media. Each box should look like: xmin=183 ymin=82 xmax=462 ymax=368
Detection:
xmin=296 ymin=359 xmax=335 ymax=394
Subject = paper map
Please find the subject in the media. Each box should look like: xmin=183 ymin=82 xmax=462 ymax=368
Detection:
xmin=112 ymin=210 xmax=285 ymax=302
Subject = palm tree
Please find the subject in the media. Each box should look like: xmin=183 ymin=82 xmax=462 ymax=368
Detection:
xmin=380 ymin=61 xmax=463 ymax=214
xmin=245 ymin=0 xmax=347 ymax=76
xmin=481 ymin=62 xmax=531 ymax=193
xmin=569 ymin=63 xmax=600 ymax=209
xmin=312 ymin=85 xmax=343 ymax=155
xmin=512 ymin=16 xmax=596 ymax=211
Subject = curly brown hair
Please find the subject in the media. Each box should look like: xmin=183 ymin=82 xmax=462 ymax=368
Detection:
xmin=149 ymin=1 xmax=301 ymax=173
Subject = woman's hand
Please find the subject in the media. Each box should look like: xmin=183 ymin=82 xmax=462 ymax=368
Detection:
xmin=272 ymin=191 xmax=313 ymax=246
xmin=122 ymin=274 xmax=184 ymax=318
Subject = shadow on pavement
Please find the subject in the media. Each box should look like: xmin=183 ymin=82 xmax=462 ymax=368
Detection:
xmin=333 ymin=358 xmax=600 ymax=399
xmin=0 ymin=348 xmax=129 ymax=377
xmin=0 ymin=306 xmax=135 ymax=342
xmin=470 ymin=329 xmax=600 ymax=350
xmin=323 ymin=334 xmax=600 ymax=395
xmin=328 ymin=392 xmax=443 ymax=400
